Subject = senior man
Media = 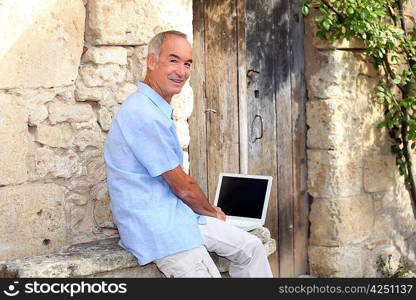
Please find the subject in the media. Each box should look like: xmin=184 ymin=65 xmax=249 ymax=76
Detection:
xmin=104 ymin=30 xmax=272 ymax=278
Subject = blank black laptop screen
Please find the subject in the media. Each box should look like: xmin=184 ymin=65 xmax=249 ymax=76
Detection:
xmin=217 ymin=176 xmax=268 ymax=219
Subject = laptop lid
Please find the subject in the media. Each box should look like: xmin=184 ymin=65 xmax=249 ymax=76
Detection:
xmin=213 ymin=173 xmax=273 ymax=225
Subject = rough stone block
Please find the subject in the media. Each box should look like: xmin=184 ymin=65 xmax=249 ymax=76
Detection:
xmin=307 ymin=76 xmax=384 ymax=151
xmin=183 ymin=151 xmax=189 ymax=174
xmin=305 ymin=50 xmax=360 ymax=100
xmin=48 ymin=102 xmax=95 ymax=124
xmin=22 ymin=90 xmax=54 ymax=125
xmin=69 ymin=204 xmax=87 ymax=229
xmin=127 ymin=46 xmax=147 ymax=83
xmin=0 ymin=183 xmax=65 ymax=261
xmin=75 ymin=80 xmax=111 ymax=102
xmin=79 ymin=64 xmax=127 ymax=87
xmin=307 ymin=99 xmax=356 ymax=149
xmin=0 ymin=0 xmax=85 ymax=88
xmin=67 ymin=193 xmax=89 ymax=207
xmin=74 ymin=129 xmax=105 ymax=151
xmin=35 ymin=147 xmax=83 ymax=178
xmin=85 ymin=155 xmax=106 ymax=181
xmin=85 ymin=0 xmax=192 ymax=46
xmin=172 ymin=82 xmax=194 ymax=121
xmin=112 ymin=82 xmax=137 ymax=104
xmin=174 ymin=120 xmax=190 ymax=149
xmin=0 ymin=94 xmax=28 ymax=185
xmin=93 ymin=193 xmax=114 ymax=229
xmin=372 ymin=210 xmax=399 ymax=239
xmin=98 ymin=107 xmax=112 ymax=131
xmin=357 ymin=57 xmax=379 ymax=77
xmin=309 ymin=246 xmax=364 ymax=277
xmin=309 ymin=195 xmax=374 ymax=246
xmin=355 ymin=76 xmax=389 ymax=153
xmin=28 ymin=105 xmax=49 ymax=127
xmin=35 ymin=123 xmax=74 ymax=148
xmin=374 ymin=184 xmax=416 ymax=239
xmin=83 ymin=46 xmax=128 ymax=65
xmin=363 ymin=156 xmax=395 ymax=192
xmin=307 ymin=150 xmax=363 ymax=198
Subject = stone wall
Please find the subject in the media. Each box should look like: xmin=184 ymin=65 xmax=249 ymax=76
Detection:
xmin=0 ymin=0 xmax=193 ymax=261
xmin=304 ymin=6 xmax=416 ymax=277
xmin=3 ymin=0 xmax=415 ymax=278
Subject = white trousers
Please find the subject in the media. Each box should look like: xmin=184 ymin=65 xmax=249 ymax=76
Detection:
xmin=154 ymin=216 xmax=273 ymax=278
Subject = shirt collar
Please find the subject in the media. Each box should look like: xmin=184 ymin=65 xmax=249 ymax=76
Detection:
xmin=137 ymin=81 xmax=174 ymax=120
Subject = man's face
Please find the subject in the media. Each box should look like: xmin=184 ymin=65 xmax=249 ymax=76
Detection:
xmin=148 ymin=34 xmax=192 ymax=101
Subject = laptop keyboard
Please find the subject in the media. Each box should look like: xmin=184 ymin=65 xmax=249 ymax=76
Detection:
xmin=227 ymin=219 xmax=258 ymax=231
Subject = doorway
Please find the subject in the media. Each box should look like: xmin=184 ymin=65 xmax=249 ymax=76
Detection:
xmin=189 ymin=0 xmax=308 ymax=277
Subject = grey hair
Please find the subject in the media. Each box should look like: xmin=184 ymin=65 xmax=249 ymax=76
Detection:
xmin=148 ymin=30 xmax=188 ymax=61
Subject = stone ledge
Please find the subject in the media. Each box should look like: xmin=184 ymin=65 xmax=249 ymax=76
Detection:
xmin=0 ymin=227 xmax=276 ymax=278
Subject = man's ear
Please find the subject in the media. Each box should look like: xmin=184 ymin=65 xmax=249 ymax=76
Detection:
xmin=147 ymin=53 xmax=157 ymax=71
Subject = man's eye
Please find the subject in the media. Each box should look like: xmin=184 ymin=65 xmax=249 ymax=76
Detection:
xmin=185 ymin=63 xmax=191 ymax=68
xmin=170 ymin=59 xmax=178 ymax=63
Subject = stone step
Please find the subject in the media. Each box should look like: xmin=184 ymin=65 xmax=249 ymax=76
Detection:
xmin=0 ymin=227 xmax=276 ymax=278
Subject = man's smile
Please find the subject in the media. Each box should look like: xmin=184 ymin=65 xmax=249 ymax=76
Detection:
xmin=170 ymin=78 xmax=184 ymax=85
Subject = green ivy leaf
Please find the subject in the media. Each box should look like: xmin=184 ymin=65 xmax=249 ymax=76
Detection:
xmin=393 ymin=78 xmax=402 ymax=85
xmin=377 ymin=121 xmax=387 ymax=128
xmin=323 ymin=20 xmax=330 ymax=31
xmin=391 ymin=55 xmax=400 ymax=63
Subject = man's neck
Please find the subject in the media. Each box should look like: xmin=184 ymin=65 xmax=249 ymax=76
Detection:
xmin=143 ymin=76 xmax=172 ymax=103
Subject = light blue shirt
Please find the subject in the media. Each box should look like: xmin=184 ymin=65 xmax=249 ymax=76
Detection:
xmin=104 ymin=81 xmax=205 ymax=265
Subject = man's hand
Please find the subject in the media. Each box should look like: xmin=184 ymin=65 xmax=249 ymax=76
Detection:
xmin=213 ymin=206 xmax=226 ymax=221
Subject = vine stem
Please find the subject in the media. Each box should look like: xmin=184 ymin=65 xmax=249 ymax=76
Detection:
xmin=400 ymin=106 xmax=416 ymax=214
xmin=397 ymin=0 xmax=416 ymax=213
xmin=321 ymin=0 xmax=345 ymax=22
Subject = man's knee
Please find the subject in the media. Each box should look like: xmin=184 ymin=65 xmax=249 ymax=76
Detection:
xmin=245 ymin=234 xmax=264 ymax=252
xmin=231 ymin=234 xmax=265 ymax=265
xmin=154 ymin=246 xmax=221 ymax=278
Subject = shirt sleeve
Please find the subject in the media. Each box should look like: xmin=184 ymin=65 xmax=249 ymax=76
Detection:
xmin=122 ymin=117 xmax=181 ymax=177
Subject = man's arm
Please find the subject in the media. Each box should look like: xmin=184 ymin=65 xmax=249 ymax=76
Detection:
xmin=162 ymin=166 xmax=226 ymax=220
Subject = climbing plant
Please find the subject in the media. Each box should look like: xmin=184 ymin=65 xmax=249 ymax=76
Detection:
xmin=303 ymin=0 xmax=416 ymax=212
xmin=376 ymin=254 xmax=411 ymax=277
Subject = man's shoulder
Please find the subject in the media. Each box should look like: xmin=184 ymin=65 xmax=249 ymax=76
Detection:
xmin=116 ymin=91 xmax=170 ymax=128
xmin=118 ymin=91 xmax=159 ymax=119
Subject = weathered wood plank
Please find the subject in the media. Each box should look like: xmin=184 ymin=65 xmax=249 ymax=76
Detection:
xmin=245 ymin=0 xmax=280 ymax=277
xmin=237 ymin=0 xmax=248 ymax=174
xmin=204 ymin=0 xmax=240 ymax=202
xmin=274 ymin=0 xmax=295 ymax=277
xmin=290 ymin=0 xmax=309 ymax=277
xmin=189 ymin=0 xmax=208 ymax=195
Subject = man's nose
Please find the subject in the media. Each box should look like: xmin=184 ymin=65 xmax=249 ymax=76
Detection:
xmin=175 ymin=64 xmax=188 ymax=77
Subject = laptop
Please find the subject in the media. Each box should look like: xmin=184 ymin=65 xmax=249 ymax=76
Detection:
xmin=213 ymin=173 xmax=273 ymax=231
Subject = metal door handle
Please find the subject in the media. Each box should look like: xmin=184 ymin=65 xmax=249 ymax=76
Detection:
xmin=251 ymin=114 xmax=263 ymax=142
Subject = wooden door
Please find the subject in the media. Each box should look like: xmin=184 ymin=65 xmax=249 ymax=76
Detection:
xmin=189 ymin=0 xmax=308 ymax=277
